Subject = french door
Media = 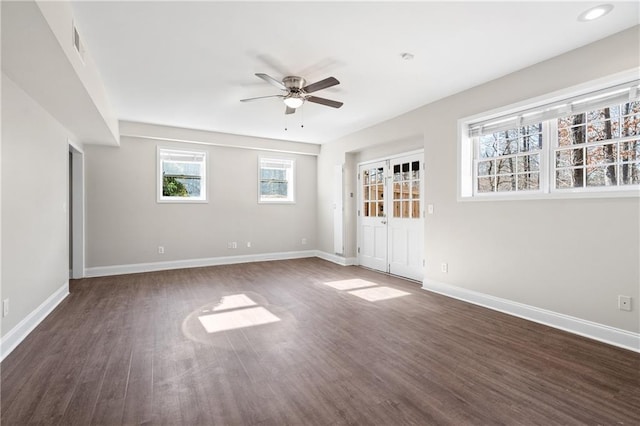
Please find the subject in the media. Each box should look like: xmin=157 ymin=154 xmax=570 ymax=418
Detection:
xmin=357 ymin=153 xmax=424 ymax=281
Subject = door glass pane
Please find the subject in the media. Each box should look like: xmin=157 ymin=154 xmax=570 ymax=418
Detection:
xmin=363 ymin=170 xmax=369 ymax=185
xmin=401 ymin=182 xmax=409 ymax=199
xmin=411 ymin=161 xmax=419 ymax=180
xmin=393 ymin=165 xmax=401 ymax=181
xmin=364 ymin=186 xmax=369 ymax=201
xmin=370 ymin=202 xmax=377 ymax=217
xmin=412 ymin=201 xmax=420 ymax=218
xmin=402 ymin=201 xmax=409 ymax=218
xmin=394 ymin=201 xmax=401 ymax=218
xmin=402 ymin=163 xmax=410 ymax=180
xmin=378 ymin=202 xmax=384 ymax=217
xmin=393 ymin=183 xmax=401 ymax=199
xmin=363 ymin=202 xmax=369 ymax=217
xmin=411 ymin=181 xmax=419 ymax=199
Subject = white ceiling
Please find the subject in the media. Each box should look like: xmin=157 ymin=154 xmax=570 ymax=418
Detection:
xmin=70 ymin=1 xmax=639 ymax=144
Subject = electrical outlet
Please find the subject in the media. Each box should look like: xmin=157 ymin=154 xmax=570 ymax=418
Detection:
xmin=618 ymin=295 xmax=632 ymax=311
xmin=441 ymin=263 xmax=448 ymax=273
xmin=158 ymin=246 xmax=164 ymax=254
xmin=247 ymin=242 xmax=251 ymax=248
xmin=232 ymin=242 xmax=237 ymax=249
xmin=301 ymin=238 xmax=307 ymax=245
xmin=427 ymin=204 xmax=434 ymax=214
xmin=3 ymin=299 xmax=9 ymax=317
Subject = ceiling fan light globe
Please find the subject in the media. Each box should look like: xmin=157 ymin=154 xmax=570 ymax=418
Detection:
xmin=283 ymin=96 xmax=304 ymax=109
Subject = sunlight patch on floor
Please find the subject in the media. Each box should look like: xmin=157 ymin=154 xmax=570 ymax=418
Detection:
xmin=323 ymin=278 xmax=378 ymax=290
xmin=210 ymin=294 xmax=257 ymax=312
xmin=198 ymin=306 xmax=280 ymax=333
xmin=348 ymin=286 xmax=411 ymax=302
xmin=323 ymin=278 xmax=412 ymax=302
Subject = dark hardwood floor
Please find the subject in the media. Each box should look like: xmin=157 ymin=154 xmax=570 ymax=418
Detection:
xmin=1 ymin=258 xmax=639 ymax=425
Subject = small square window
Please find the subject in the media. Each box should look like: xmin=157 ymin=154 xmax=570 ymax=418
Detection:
xmin=158 ymin=148 xmax=207 ymax=202
xmin=258 ymin=157 xmax=295 ymax=203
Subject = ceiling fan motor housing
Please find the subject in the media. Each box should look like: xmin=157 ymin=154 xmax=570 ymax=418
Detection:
xmin=283 ymin=76 xmax=306 ymax=92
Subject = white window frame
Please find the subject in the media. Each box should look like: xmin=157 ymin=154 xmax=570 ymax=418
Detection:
xmin=157 ymin=147 xmax=207 ymax=203
xmin=458 ymin=70 xmax=640 ymax=201
xmin=258 ymin=157 xmax=295 ymax=204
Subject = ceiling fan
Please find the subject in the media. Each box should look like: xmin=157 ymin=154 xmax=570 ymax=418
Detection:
xmin=241 ymin=73 xmax=343 ymax=114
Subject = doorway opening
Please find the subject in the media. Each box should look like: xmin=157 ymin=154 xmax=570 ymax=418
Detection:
xmin=357 ymin=151 xmax=424 ymax=281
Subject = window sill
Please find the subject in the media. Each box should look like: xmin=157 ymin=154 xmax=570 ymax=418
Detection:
xmin=258 ymin=200 xmax=296 ymax=205
xmin=157 ymin=198 xmax=209 ymax=204
xmin=458 ymin=188 xmax=640 ymax=202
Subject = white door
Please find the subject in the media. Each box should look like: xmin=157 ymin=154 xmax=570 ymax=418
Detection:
xmin=358 ymin=154 xmax=424 ymax=281
xmin=357 ymin=161 xmax=388 ymax=272
xmin=388 ymin=154 xmax=423 ymax=281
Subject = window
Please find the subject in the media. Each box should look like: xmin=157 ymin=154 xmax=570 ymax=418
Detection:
xmin=460 ymin=77 xmax=640 ymax=199
xmin=554 ymin=103 xmax=639 ymax=188
xmin=476 ymin=124 xmax=543 ymax=193
xmin=158 ymin=148 xmax=207 ymax=202
xmin=258 ymin=157 xmax=295 ymax=203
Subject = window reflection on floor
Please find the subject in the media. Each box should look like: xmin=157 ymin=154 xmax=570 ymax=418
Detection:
xmin=198 ymin=294 xmax=279 ymax=333
xmin=348 ymin=286 xmax=410 ymax=302
xmin=210 ymin=294 xmax=257 ymax=312
xmin=323 ymin=279 xmax=411 ymax=302
xmin=323 ymin=278 xmax=378 ymax=290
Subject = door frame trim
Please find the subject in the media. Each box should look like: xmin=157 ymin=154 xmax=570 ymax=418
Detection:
xmin=69 ymin=140 xmax=85 ymax=279
xmin=356 ymin=149 xmax=425 ymax=167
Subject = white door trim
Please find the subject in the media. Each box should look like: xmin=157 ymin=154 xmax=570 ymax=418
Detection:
xmin=69 ymin=141 xmax=85 ymax=279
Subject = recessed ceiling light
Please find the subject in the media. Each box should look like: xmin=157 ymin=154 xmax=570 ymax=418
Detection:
xmin=401 ymin=52 xmax=414 ymax=61
xmin=578 ymin=4 xmax=613 ymax=22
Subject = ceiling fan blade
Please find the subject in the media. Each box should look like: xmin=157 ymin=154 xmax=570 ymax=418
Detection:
xmin=285 ymin=106 xmax=296 ymax=115
xmin=306 ymin=96 xmax=343 ymax=109
xmin=303 ymin=77 xmax=339 ymax=94
xmin=255 ymin=73 xmax=286 ymax=90
xmin=240 ymin=94 xmax=284 ymax=102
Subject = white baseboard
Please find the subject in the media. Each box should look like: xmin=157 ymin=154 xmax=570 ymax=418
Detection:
xmin=1 ymin=281 xmax=69 ymax=361
xmin=422 ymin=279 xmax=640 ymax=353
xmin=85 ymin=250 xmax=319 ymax=277
xmin=315 ymin=251 xmax=357 ymax=266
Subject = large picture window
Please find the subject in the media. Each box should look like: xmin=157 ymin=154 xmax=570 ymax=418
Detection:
xmin=258 ymin=157 xmax=295 ymax=203
xmin=158 ymin=148 xmax=207 ymax=202
xmin=460 ymin=77 xmax=639 ymax=199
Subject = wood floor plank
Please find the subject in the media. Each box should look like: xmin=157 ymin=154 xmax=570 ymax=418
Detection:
xmin=2 ymin=258 xmax=639 ymax=425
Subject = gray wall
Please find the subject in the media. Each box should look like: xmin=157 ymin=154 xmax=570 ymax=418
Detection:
xmin=317 ymin=26 xmax=640 ymax=333
xmin=85 ymin=136 xmax=317 ymax=268
xmin=1 ymin=73 xmax=70 ymax=335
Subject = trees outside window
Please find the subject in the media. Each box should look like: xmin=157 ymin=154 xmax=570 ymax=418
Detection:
xmin=158 ymin=148 xmax=207 ymax=202
xmin=462 ymin=80 xmax=639 ymax=199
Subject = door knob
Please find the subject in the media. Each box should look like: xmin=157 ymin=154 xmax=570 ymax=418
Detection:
xmin=381 ymin=220 xmax=387 ymax=224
